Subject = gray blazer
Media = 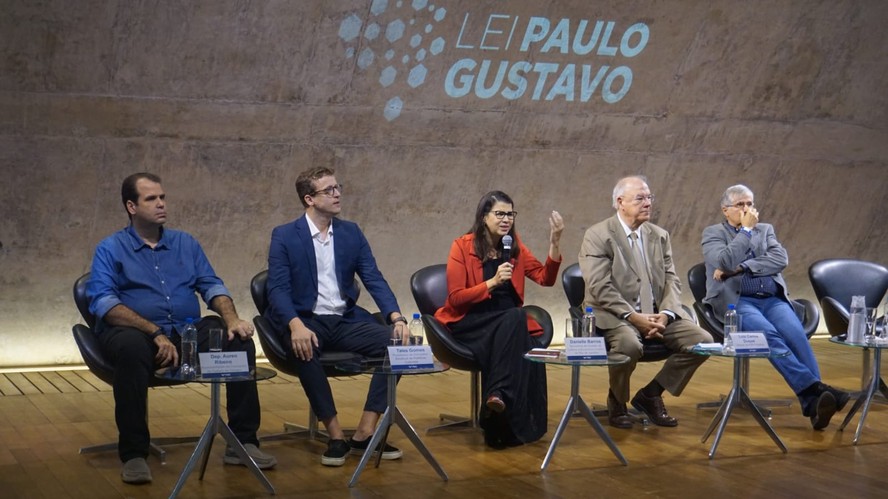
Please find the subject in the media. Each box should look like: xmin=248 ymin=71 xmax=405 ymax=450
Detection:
xmin=579 ymin=215 xmax=687 ymax=330
xmin=701 ymin=221 xmax=791 ymax=318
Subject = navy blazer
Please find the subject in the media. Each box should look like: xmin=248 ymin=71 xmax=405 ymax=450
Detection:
xmin=265 ymin=215 xmax=401 ymax=333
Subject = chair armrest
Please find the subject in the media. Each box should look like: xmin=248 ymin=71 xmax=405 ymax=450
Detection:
xmin=820 ymin=296 xmax=849 ymax=337
xmin=421 ymin=314 xmax=480 ymax=372
xmin=253 ymin=315 xmax=289 ymax=361
xmin=693 ymin=302 xmax=725 ymax=343
xmin=524 ymin=305 xmax=554 ymax=348
xmin=792 ymin=299 xmax=820 ymax=339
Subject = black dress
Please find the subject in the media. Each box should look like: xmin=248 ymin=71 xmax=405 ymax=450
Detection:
xmin=449 ymin=259 xmax=548 ymax=447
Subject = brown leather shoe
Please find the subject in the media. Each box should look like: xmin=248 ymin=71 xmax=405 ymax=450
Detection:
xmin=607 ymin=392 xmax=634 ymax=429
xmin=631 ymin=390 xmax=678 ymax=427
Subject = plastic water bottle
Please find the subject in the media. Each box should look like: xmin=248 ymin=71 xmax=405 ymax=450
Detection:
xmin=180 ymin=318 xmax=198 ymax=377
xmin=408 ymin=313 xmax=424 ymax=345
xmin=581 ymin=306 xmax=596 ymax=338
xmin=723 ymin=304 xmax=738 ymax=353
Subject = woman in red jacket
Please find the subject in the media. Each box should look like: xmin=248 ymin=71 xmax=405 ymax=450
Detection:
xmin=435 ymin=191 xmax=563 ymax=447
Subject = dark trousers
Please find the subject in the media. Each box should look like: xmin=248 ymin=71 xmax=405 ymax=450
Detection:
xmin=282 ymin=315 xmax=392 ymax=421
xmin=450 ymin=307 xmax=548 ymax=446
xmin=99 ymin=316 xmax=261 ymax=462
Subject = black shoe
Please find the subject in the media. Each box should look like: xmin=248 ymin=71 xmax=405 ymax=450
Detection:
xmin=819 ymin=383 xmax=851 ymax=412
xmin=810 ymin=391 xmax=837 ymax=430
xmin=631 ymin=390 xmax=678 ymax=427
xmin=348 ymin=436 xmax=403 ymax=460
xmin=322 ymin=439 xmax=350 ymax=467
xmin=607 ymin=392 xmax=634 ymax=429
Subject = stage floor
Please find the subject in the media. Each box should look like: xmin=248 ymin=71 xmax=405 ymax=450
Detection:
xmin=1 ymin=338 xmax=886 ymax=498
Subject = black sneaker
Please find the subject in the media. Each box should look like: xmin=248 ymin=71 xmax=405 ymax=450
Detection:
xmin=348 ymin=435 xmax=403 ymax=460
xmin=322 ymin=439 xmax=350 ymax=467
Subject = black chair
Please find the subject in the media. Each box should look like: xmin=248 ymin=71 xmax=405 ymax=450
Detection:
xmin=809 ymin=259 xmax=888 ymax=392
xmin=250 ymin=270 xmax=365 ymax=441
xmin=687 ymin=262 xmax=820 ymax=411
xmin=71 ymin=273 xmax=198 ymax=463
xmin=808 ymin=259 xmax=888 ymax=338
xmin=409 ymin=264 xmax=554 ymax=432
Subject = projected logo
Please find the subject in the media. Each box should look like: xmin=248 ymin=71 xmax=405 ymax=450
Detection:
xmin=338 ymin=0 xmax=447 ymax=121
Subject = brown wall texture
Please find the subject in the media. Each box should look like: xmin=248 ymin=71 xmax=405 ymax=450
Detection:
xmin=1 ymin=0 xmax=887 ymax=367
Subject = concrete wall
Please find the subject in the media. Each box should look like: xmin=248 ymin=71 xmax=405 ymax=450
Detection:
xmin=2 ymin=0 xmax=886 ymax=368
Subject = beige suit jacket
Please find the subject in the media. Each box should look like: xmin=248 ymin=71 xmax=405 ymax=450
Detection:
xmin=579 ymin=215 xmax=687 ymax=330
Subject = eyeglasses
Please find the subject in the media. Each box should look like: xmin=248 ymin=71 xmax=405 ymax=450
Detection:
xmin=628 ymin=195 xmax=654 ymax=204
xmin=490 ymin=210 xmax=517 ymax=220
xmin=310 ymin=183 xmax=344 ymax=197
xmin=727 ymin=201 xmax=754 ymax=209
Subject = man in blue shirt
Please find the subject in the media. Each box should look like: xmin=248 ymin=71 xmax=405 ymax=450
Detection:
xmin=87 ymin=172 xmax=276 ymax=484
xmin=702 ymin=184 xmax=850 ymax=430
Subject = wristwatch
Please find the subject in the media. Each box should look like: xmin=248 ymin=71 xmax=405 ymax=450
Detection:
xmin=392 ymin=316 xmax=408 ymax=326
xmin=148 ymin=328 xmax=165 ymax=340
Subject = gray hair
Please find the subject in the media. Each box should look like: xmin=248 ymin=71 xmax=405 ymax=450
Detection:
xmin=612 ymin=175 xmax=648 ymax=210
xmin=721 ymin=184 xmax=754 ymax=207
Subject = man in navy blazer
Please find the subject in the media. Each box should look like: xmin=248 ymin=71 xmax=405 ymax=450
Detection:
xmin=702 ymin=184 xmax=848 ymax=429
xmin=265 ymin=166 xmax=410 ymax=467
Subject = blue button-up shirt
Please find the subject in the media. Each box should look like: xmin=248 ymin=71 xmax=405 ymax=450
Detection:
xmin=87 ymin=225 xmax=230 ymax=334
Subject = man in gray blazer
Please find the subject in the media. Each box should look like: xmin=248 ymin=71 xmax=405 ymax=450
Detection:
xmin=580 ymin=176 xmax=711 ymax=429
xmin=702 ymin=184 xmax=849 ymax=429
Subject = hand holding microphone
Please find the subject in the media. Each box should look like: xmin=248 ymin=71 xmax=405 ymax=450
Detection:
xmin=491 ymin=235 xmax=514 ymax=288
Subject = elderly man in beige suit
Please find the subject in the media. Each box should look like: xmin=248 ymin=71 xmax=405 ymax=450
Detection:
xmin=580 ymin=176 xmax=711 ymax=429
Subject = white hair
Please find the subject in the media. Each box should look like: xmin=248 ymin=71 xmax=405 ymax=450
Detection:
xmin=612 ymin=175 xmax=648 ymax=210
xmin=721 ymin=184 xmax=754 ymax=207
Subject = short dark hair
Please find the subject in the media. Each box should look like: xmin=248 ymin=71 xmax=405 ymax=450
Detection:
xmin=295 ymin=167 xmax=335 ymax=208
xmin=121 ymin=172 xmax=162 ymax=219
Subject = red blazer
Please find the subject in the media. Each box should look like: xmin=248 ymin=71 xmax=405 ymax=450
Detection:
xmin=434 ymin=233 xmax=561 ymax=335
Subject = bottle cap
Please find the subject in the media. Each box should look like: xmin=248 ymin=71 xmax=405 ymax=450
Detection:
xmin=727 ymin=304 xmax=735 ymax=310
xmin=585 ymin=306 xmax=593 ymax=313
xmin=413 ymin=313 xmax=420 ymax=319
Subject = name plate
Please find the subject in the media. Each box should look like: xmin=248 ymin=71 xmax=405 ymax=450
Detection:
xmin=565 ymin=337 xmax=607 ymax=361
xmin=387 ymin=345 xmax=434 ymax=370
xmin=731 ymin=331 xmax=770 ymax=354
xmin=199 ymin=351 xmax=250 ymax=378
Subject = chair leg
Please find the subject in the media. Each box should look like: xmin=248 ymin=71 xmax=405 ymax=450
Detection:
xmin=261 ymin=411 xmax=332 ymax=442
xmin=79 ymin=436 xmax=200 ymax=465
xmin=427 ymin=371 xmax=482 ymax=433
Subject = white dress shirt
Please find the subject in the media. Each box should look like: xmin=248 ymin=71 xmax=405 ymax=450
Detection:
xmin=305 ymin=215 xmax=347 ymax=316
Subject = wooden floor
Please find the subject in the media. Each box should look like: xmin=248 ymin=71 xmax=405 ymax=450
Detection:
xmin=2 ymin=338 xmax=887 ymax=498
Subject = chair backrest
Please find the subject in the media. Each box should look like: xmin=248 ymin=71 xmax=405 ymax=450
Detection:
xmin=686 ymin=263 xmax=725 ymax=341
xmin=73 ymin=272 xmax=96 ymax=329
xmin=561 ymin=263 xmax=585 ymax=308
xmin=809 ymin=259 xmax=888 ymax=313
xmin=250 ymin=270 xmax=290 ymax=362
xmin=251 ymin=270 xmax=271 ymax=315
xmin=410 ymin=264 xmax=449 ymax=315
xmin=687 ymin=262 xmax=708 ymax=304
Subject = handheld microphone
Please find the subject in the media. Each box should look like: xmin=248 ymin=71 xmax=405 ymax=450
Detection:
xmin=501 ymin=235 xmax=513 ymax=265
